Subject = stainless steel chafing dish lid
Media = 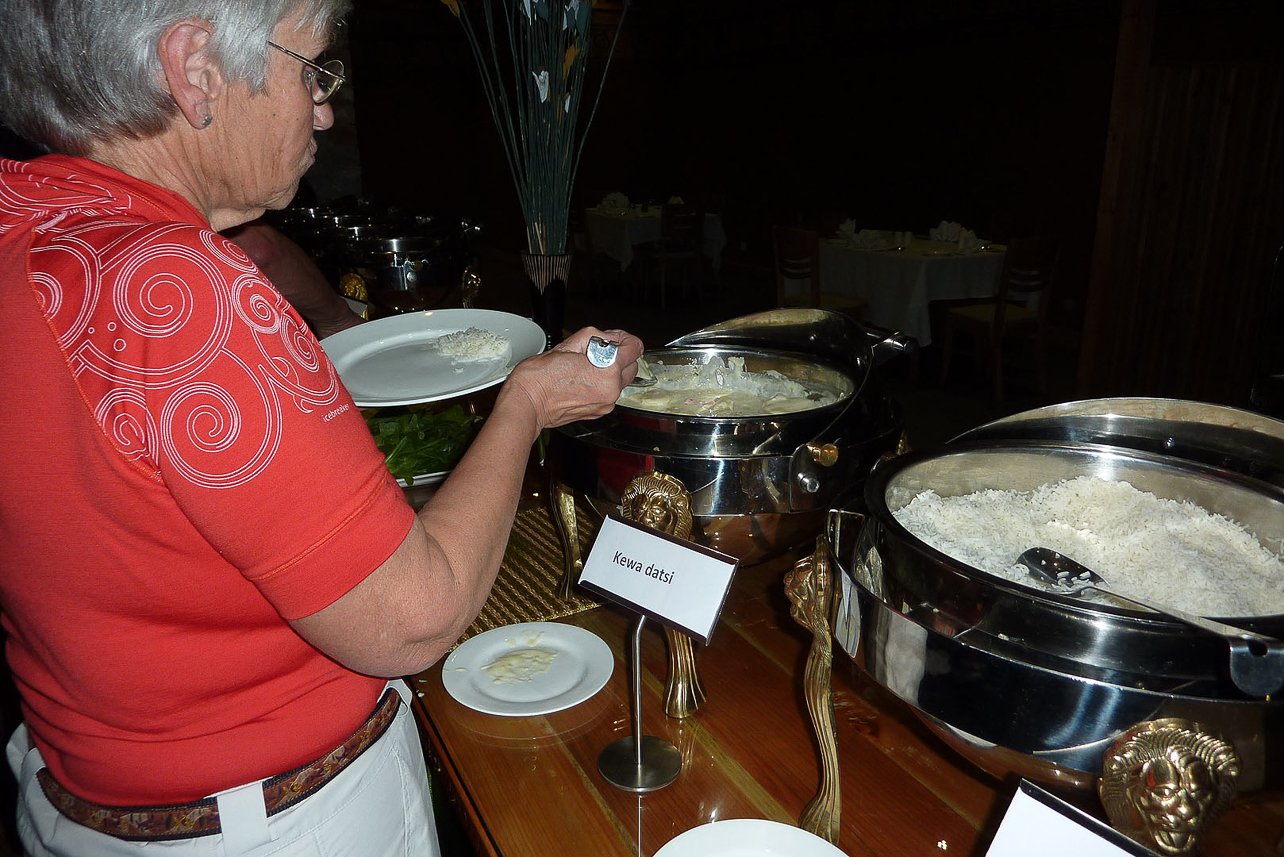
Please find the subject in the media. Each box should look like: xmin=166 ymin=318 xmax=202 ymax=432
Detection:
xmin=667 ymin=307 xmax=916 ymax=380
xmin=953 ymin=397 xmax=1284 ymax=489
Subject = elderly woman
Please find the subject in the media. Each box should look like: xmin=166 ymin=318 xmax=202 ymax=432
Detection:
xmin=0 ymin=1 xmax=641 ymax=856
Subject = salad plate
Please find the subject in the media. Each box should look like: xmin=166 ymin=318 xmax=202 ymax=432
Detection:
xmin=441 ymin=623 xmax=614 ymax=716
xmin=322 ymin=309 xmax=545 ymax=407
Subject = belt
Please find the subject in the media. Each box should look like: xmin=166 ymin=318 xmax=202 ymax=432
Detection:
xmin=37 ymin=688 xmax=401 ymax=842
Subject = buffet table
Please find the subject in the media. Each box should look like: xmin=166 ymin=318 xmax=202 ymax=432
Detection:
xmin=818 ymin=238 xmax=1005 ymax=345
xmin=408 ymin=549 xmax=1284 ymax=857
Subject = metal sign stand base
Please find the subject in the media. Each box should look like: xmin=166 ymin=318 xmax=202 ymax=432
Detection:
xmin=598 ymin=615 xmax=681 ymax=792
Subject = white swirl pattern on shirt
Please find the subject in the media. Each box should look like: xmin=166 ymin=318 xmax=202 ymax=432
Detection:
xmin=29 ymin=218 xmax=343 ymax=489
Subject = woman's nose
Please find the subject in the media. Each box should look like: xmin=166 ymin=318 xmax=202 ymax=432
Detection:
xmin=314 ymin=101 xmax=335 ymax=131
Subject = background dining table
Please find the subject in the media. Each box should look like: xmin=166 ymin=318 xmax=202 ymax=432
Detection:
xmin=818 ymin=236 xmax=1006 ymax=345
xmin=585 ymin=205 xmax=728 ymax=272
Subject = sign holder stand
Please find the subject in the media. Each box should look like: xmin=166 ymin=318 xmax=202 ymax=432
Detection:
xmin=597 ymin=614 xmax=681 ymax=792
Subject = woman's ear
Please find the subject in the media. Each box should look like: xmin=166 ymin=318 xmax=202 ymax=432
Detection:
xmin=158 ymin=19 xmax=223 ymax=130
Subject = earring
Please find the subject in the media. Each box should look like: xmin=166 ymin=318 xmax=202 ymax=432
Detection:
xmin=201 ymin=114 xmax=213 ymax=128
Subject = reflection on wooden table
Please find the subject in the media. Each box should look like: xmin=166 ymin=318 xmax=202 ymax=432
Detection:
xmin=409 ymin=556 xmax=1284 ymax=857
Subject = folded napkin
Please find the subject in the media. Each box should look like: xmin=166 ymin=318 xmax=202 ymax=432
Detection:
xmin=601 ymin=192 xmax=629 ymax=210
xmin=851 ymin=229 xmax=887 ymax=250
xmin=929 ymin=220 xmax=965 ymax=242
xmin=667 ymin=195 xmax=685 ymax=205
xmin=836 ymin=218 xmax=857 ymax=241
xmin=957 ymin=229 xmax=984 ymax=255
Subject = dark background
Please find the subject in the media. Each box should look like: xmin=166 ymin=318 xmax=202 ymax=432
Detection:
xmin=335 ymin=0 xmax=1284 ymax=407
xmin=6 ymin=0 xmax=1282 ymax=405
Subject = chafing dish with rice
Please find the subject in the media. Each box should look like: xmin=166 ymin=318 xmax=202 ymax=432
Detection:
xmin=812 ymin=400 xmax=1284 ymax=855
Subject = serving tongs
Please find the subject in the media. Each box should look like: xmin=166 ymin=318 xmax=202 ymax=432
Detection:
xmin=1017 ymin=547 xmax=1284 ymax=698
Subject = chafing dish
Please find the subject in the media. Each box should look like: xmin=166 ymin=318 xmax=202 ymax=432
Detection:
xmin=818 ymin=407 xmax=1284 ymax=855
xmin=548 ymin=309 xmax=908 ymax=569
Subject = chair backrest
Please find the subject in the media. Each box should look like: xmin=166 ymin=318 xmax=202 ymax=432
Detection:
xmin=772 ymin=225 xmax=820 ymax=306
xmin=994 ymin=235 xmax=1060 ymax=328
xmin=661 ymin=204 xmax=701 ymax=249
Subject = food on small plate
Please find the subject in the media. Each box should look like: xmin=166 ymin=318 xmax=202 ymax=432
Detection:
xmin=363 ymin=404 xmax=481 ymax=485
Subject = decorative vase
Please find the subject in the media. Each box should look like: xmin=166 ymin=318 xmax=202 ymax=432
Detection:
xmin=521 ymin=252 xmax=571 ymax=350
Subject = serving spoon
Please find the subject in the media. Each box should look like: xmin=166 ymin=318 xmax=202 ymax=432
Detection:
xmin=1016 ymin=547 xmax=1284 ymax=698
xmin=625 ymin=356 xmax=657 ymax=387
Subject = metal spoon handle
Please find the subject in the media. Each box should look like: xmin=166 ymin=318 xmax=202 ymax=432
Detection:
xmin=1018 ymin=547 xmax=1284 ymax=697
xmin=1094 ymin=587 xmax=1284 ymax=697
xmin=1080 ymin=583 xmax=1272 ymax=646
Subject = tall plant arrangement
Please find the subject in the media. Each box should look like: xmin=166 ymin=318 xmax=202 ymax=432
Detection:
xmin=441 ymin=0 xmax=629 ymax=256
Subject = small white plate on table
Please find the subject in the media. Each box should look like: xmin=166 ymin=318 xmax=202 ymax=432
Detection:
xmin=322 ymin=309 xmax=545 ymax=407
xmin=441 ymin=622 xmax=614 ymax=716
xmin=654 ymin=819 xmax=847 ymax=857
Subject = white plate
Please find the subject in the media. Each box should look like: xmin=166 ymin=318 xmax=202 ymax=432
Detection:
xmin=654 ymin=819 xmax=847 ymax=857
xmin=441 ymin=622 xmax=614 ymax=716
xmin=322 ymin=309 xmax=545 ymax=407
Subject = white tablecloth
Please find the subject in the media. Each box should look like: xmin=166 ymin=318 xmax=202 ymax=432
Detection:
xmin=817 ymin=237 xmax=1005 ymax=345
xmin=586 ymin=206 xmax=727 ymax=271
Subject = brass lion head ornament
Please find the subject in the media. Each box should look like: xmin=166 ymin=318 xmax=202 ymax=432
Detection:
xmin=1099 ymin=718 xmax=1240 ymax=856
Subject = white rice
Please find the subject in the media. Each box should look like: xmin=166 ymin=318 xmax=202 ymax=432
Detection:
xmin=436 ymin=327 xmax=510 ymax=362
xmin=892 ymin=476 xmax=1284 ymax=618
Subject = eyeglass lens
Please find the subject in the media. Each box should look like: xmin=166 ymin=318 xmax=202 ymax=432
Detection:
xmin=308 ymin=60 xmax=345 ymax=104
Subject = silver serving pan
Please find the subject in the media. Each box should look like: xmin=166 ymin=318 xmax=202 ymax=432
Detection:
xmin=850 ymin=441 xmax=1284 ymax=694
xmin=548 ymin=310 xmax=905 ymax=563
xmin=828 ymin=439 xmax=1284 ymax=791
xmin=837 ymin=568 xmax=1282 ymax=792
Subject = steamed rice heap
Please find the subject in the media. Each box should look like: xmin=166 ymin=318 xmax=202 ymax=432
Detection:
xmin=618 ymin=356 xmax=839 ymax=417
xmin=436 ymin=327 xmax=510 ymax=362
xmin=893 ymin=476 xmax=1284 ymax=618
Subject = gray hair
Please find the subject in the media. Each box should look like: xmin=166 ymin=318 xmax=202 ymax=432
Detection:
xmin=0 ymin=0 xmax=351 ymax=156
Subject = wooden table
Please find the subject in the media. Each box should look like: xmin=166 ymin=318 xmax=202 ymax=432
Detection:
xmin=410 ymin=556 xmax=1284 ymax=857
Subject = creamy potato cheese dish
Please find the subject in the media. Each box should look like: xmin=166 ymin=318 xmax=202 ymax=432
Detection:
xmin=617 ymin=356 xmax=840 ymax=417
xmin=481 ymin=648 xmax=559 ymax=684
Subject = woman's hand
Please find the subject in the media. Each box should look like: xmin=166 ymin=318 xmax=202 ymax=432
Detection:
xmin=500 ymin=327 xmax=645 ymax=432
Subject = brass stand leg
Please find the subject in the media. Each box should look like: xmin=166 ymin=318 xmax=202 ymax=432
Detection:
xmin=1099 ymin=718 xmax=1241 ymax=857
xmin=784 ymin=536 xmax=840 ymax=844
xmin=663 ymin=628 xmax=706 ymax=719
xmin=550 ymin=480 xmax=581 ymax=600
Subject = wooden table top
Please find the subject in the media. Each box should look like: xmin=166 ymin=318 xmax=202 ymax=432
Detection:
xmin=409 ymin=556 xmax=1284 ymax=857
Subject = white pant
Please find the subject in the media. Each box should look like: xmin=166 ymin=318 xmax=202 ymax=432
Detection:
xmin=7 ymin=681 xmax=441 ymax=857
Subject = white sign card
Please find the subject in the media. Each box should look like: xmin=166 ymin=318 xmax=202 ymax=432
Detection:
xmin=986 ymin=781 xmax=1156 ymax=857
xmin=577 ymin=514 xmax=739 ymax=643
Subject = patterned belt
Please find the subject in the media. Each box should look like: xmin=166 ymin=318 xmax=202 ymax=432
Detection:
xmin=36 ymin=688 xmax=401 ymax=842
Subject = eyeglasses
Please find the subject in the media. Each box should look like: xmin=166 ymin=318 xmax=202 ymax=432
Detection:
xmin=267 ymin=41 xmax=346 ymax=105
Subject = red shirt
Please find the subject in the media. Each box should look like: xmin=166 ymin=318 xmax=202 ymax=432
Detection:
xmin=0 ymin=156 xmax=415 ymax=804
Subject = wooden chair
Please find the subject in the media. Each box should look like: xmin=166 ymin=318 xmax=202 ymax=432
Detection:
xmin=936 ymin=234 xmax=1060 ymax=402
xmin=652 ymin=203 xmax=703 ymax=307
xmin=771 ymin=225 xmax=867 ymax=319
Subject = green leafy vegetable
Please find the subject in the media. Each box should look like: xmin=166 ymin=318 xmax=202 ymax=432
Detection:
xmin=364 ymin=405 xmax=481 ymax=485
